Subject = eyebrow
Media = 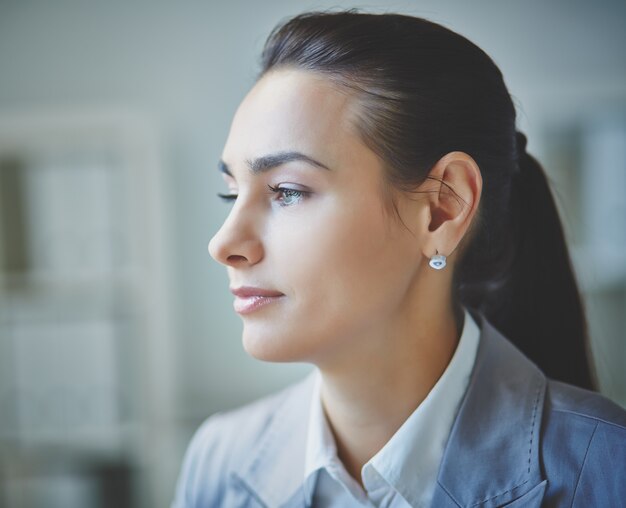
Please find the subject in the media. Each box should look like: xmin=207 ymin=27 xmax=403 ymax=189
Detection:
xmin=218 ymin=151 xmax=332 ymax=177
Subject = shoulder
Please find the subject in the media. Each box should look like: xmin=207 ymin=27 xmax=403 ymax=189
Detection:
xmin=542 ymin=378 xmax=626 ymax=455
xmin=194 ymin=379 xmax=294 ymax=454
xmin=546 ymin=377 xmax=626 ymax=429
xmin=171 ymin=372 xmax=314 ymax=507
xmin=541 ymin=378 xmax=626 ymax=505
xmin=543 ymin=378 xmax=626 ymax=449
xmin=452 ymin=313 xmax=626 ymax=506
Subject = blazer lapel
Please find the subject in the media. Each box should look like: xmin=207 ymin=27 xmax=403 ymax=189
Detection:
xmin=230 ymin=370 xmax=317 ymax=507
xmin=431 ymin=313 xmax=548 ymax=508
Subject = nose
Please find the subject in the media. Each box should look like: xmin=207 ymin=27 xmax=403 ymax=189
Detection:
xmin=208 ymin=203 xmax=264 ymax=268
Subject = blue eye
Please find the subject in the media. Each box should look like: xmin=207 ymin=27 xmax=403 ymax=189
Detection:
xmin=267 ymin=184 xmax=309 ymax=207
xmin=216 ymin=186 xmax=310 ymax=206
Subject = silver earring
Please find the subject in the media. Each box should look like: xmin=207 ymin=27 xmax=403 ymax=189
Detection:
xmin=429 ymin=250 xmax=447 ymax=270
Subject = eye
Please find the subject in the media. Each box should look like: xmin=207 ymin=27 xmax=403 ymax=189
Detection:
xmin=216 ymin=185 xmax=310 ymax=206
xmin=217 ymin=192 xmax=237 ymax=202
xmin=267 ymin=184 xmax=309 ymax=207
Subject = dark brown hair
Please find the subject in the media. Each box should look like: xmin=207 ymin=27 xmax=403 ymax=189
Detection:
xmin=257 ymin=9 xmax=596 ymax=390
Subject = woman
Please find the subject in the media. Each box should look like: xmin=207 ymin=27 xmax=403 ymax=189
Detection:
xmin=172 ymin=10 xmax=626 ymax=507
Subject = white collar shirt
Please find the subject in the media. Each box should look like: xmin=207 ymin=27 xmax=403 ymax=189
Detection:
xmin=303 ymin=307 xmax=481 ymax=507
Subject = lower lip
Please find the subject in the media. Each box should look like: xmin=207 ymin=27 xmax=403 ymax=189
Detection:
xmin=233 ymin=295 xmax=284 ymax=315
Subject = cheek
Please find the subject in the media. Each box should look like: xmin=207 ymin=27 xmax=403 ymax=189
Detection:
xmin=333 ymin=221 xmax=410 ymax=313
xmin=278 ymin=200 xmax=412 ymax=325
xmin=240 ymin=200 xmax=415 ymax=363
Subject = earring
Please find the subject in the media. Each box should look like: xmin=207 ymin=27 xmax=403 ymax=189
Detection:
xmin=429 ymin=250 xmax=447 ymax=270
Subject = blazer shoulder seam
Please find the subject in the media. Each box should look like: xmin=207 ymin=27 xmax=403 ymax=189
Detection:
xmin=552 ymin=408 xmax=626 ymax=432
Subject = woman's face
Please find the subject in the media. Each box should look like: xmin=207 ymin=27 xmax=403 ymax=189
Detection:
xmin=209 ymin=69 xmax=427 ymax=366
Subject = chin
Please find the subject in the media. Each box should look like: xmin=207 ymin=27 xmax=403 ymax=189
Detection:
xmin=241 ymin=327 xmax=310 ymax=363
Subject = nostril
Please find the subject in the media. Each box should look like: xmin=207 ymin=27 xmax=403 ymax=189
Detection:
xmin=227 ymin=254 xmax=248 ymax=263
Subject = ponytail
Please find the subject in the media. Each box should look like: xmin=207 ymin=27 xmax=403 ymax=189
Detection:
xmin=466 ymin=132 xmax=597 ymax=390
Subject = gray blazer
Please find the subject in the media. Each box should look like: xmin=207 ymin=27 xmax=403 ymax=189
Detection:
xmin=172 ymin=313 xmax=626 ymax=507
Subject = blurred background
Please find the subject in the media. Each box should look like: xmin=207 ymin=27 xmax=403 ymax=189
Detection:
xmin=0 ymin=0 xmax=625 ymax=506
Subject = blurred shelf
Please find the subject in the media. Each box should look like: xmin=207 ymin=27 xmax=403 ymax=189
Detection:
xmin=0 ymin=421 xmax=146 ymax=459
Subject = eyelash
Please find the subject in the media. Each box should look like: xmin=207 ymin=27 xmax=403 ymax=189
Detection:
xmin=217 ymin=184 xmax=309 ymax=207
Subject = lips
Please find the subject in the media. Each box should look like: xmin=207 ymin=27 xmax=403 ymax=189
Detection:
xmin=230 ymin=286 xmax=285 ymax=315
xmin=230 ymin=286 xmax=284 ymax=298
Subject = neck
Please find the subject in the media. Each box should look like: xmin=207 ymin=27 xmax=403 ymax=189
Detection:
xmin=317 ymin=300 xmax=463 ymax=486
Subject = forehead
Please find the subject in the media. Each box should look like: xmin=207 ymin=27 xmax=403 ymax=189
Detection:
xmin=221 ymin=69 xmax=359 ymax=167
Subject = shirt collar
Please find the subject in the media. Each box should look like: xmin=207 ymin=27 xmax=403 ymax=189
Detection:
xmin=304 ymin=307 xmax=481 ymax=506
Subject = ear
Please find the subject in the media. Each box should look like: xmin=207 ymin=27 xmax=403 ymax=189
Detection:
xmin=418 ymin=151 xmax=482 ymax=263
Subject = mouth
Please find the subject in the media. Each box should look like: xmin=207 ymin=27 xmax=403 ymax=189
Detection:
xmin=230 ymin=286 xmax=285 ymax=315
xmin=232 ymin=294 xmax=285 ymax=315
